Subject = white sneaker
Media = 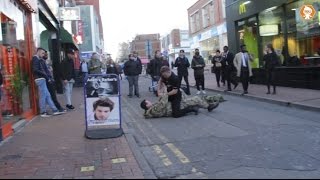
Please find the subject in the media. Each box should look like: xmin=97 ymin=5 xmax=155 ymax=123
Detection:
xmin=196 ymin=91 xmax=201 ymax=95
xmin=53 ymin=111 xmax=64 ymax=115
xmin=40 ymin=112 xmax=51 ymax=118
xmin=202 ymin=90 xmax=206 ymax=94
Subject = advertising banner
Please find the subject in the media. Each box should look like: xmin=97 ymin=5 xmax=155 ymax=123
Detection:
xmin=84 ymin=74 xmax=123 ymax=139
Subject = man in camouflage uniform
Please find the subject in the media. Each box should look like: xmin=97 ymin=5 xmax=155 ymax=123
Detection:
xmin=140 ymin=91 xmax=224 ymax=118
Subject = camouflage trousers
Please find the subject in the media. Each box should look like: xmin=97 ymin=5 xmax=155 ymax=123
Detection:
xmin=180 ymin=95 xmax=221 ymax=109
xmin=166 ymin=94 xmax=223 ymax=116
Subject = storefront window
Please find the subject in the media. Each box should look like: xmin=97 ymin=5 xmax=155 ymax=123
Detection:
xmin=258 ymin=6 xmax=285 ymax=65
xmin=237 ymin=16 xmax=259 ymax=68
xmin=199 ymin=37 xmax=219 ymax=63
xmin=285 ymin=0 xmax=320 ymax=66
xmin=0 ymin=0 xmax=31 ymax=123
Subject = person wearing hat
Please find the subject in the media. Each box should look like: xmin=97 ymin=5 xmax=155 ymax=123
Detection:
xmin=61 ymin=49 xmax=76 ymax=110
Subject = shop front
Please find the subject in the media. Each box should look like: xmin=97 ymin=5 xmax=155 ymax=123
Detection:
xmin=0 ymin=0 xmax=37 ymax=140
xmin=226 ymin=0 xmax=320 ymax=89
xmin=199 ymin=23 xmax=228 ymax=63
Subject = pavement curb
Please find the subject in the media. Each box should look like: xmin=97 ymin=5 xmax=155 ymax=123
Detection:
xmin=204 ymin=87 xmax=320 ymax=113
xmin=12 ymin=119 xmax=28 ymax=133
xmin=0 ymin=116 xmax=38 ymax=145
xmin=142 ymin=76 xmax=319 ymax=112
xmin=124 ymin=133 xmax=157 ymax=179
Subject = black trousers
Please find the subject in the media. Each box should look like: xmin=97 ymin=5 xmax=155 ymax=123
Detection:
xmin=178 ymin=75 xmax=190 ymax=94
xmin=266 ymin=70 xmax=276 ymax=92
xmin=46 ymin=81 xmax=62 ymax=110
xmin=170 ymin=96 xmax=190 ymax=118
xmin=214 ymin=68 xmax=222 ymax=86
xmin=195 ymin=74 xmax=205 ymax=91
xmin=240 ymin=67 xmax=249 ymax=92
xmin=226 ymin=67 xmax=238 ymax=90
xmin=221 ymin=68 xmax=226 ymax=84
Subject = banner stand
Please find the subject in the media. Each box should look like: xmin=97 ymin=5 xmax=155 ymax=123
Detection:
xmin=84 ymin=74 xmax=123 ymax=139
xmin=85 ymin=128 xmax=123 ymax=139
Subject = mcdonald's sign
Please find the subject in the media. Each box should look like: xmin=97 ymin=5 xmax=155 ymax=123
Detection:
xmin=239 ymin=1 xmax=251 ymax=15
xmin=239 ymin=4 xmax=246 ymax=14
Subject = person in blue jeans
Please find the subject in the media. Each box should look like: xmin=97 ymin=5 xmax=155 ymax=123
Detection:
xmin=32 ymin=48 xmax=64 ymax=117
xmin=61 ymin=49 xmax=76 ymax=110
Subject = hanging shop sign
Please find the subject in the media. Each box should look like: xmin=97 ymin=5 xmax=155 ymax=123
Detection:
xmin=59 ymin=7 xmax=81 ymax=21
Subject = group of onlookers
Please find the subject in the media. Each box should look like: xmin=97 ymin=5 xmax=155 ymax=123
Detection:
xmin=32 ymin=43 xmax=281 ymax=117
xmin=32 ymin=48 xmax=76 ymax=117
xmin=212 ymin=44 xmax=280 ymax=95
xmin=79 ymin=52 xmax=123 ymax=79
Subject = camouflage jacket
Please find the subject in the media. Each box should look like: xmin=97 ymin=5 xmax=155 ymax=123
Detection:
xmin=144 ymin=92 xmax=224 ymax=118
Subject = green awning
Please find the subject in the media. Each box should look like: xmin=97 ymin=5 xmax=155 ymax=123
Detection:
xmin=40 ymin=30 xmax=51 ymax=51
xmin=40 ymin=28 xmax=79 ymax=51
xmin=60 ymin=28 xmax=79 ymax=50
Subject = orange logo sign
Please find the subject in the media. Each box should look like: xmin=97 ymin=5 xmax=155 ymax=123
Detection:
xmin=300 ymin=5 xmax=316 ymax=20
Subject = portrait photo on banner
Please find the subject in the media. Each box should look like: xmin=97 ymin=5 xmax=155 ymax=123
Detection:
xmin=86 ymin=75 xmax=119 ymax=98
xmin=86 ymin=96 xmax=120 ymax=127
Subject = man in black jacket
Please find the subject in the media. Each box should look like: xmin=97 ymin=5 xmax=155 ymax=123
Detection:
xmin=32 ymin=48 xmax=63 ymax=117
xmin=191 ymin=48 xmax=206 ymax=95
xmin=175 ymin=49 xmax=190 ymax=95
xmin=61 ymin=49 xmax=76 ymax=110
xmin=133 ymin=51 xmax=143 ymax=75
xmin=159 ymin=66 xmax=198 ymax=118
xmin=124 ymin=54 xmax=142 ymax=98
xmin=147 ymin=50 xmax=163 ymax=95
xmin=222 ymin=46 xmax=238 ymax=91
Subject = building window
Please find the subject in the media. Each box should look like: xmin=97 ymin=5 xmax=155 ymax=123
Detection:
xmin=258 ymin=6 xmax=284 ymax=66
xmin=202 ymin=5 xmax=209 ymax=28
xmin=195 ymin=12 xmax=200 ymax=32
xmin=190 ymin=16 xmax=196 ymax=33
xmin=209 ymin=1 xmax=215 ymax=25
xmin=221 ymin=0 xmax=226 ymax=19
xmin=284 ymin=0 xmax=320 ymax=66
xmin=181 ymin=34 xmax=189 ymax=40
xmin=236 ymin=16 xmax=259 ymax=68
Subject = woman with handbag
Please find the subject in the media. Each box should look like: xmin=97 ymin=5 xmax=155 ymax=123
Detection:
xmin=212 ymin=50 xmax=223 ymax=87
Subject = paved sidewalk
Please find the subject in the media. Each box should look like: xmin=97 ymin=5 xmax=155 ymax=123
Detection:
xmin=0 ymin=88 xmax=144 ymax=179
xmin=173 ymin=68 xmax=320 ymax=111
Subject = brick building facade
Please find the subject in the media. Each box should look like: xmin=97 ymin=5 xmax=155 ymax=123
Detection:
xmin=188 ymin=0 xmax=228 ymax=61
xmin=130 ymin=34 xmax=161 ymax=59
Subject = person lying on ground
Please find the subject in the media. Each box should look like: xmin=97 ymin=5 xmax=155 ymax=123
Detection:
xmin=140 ymin=91 xmax=223 ymax=119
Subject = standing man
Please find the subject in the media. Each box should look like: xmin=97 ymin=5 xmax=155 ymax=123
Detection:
xmin=158 ymin=66 xmax=198 ymax=118
xmin=222 ymin=46 xmax=238 ymax=91
xmin=133 ymin=51 xmax=143 ymax=75
xmin=61 ymin=49 xmax=76 ymax=110
xmin=124 ymin=54 xmax=142 ymax=98
xmin=233 ymin=44 xmax=254 ymax=95
xmin=79 ymin=59 xmax=89 ymax=80
xmin=32 ymin=48 xmax=63 ymax=117
xmin=147 ymin=50 xmax=163 ymax=95
xmin=88 ymin=53 xmax=102 ymax=74
xmin=191 ymin=48 xmax=206 ymax=95
xmin=175 ymin=49 xmax=190 ymax=95
xmin=43 ymin=51 xmax=66 ymax=113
